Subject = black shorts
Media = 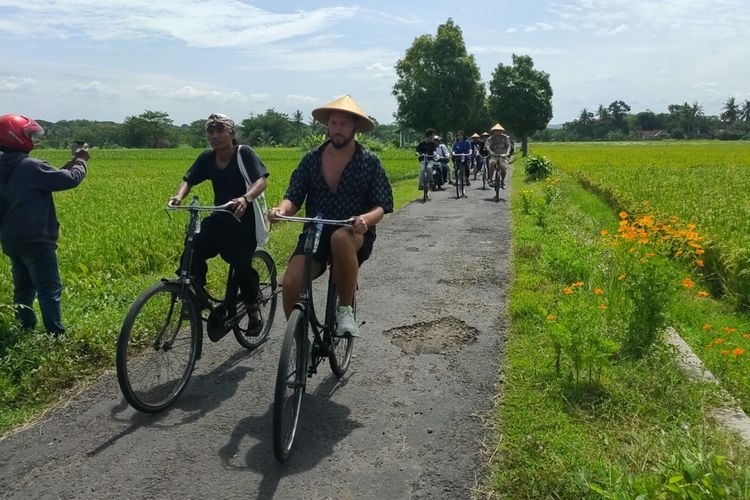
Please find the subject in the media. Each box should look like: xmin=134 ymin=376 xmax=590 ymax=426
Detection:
xmin=291 ymin=225 xmax=376 ymax=270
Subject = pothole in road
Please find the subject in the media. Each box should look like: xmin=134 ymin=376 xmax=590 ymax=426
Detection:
xmin=384 ymin=316 xmax=479 ymax=355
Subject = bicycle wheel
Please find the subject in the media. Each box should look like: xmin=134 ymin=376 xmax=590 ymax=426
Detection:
xmin=454 ymin=167 xmax=460 ymax=199
xmin=117 ymin=282 xmax=199 ymax=413
xmin=233 ymin=250 xmax=278 ymax=349
xmin=329 ymin=298 xmax=355 ymax=377
xmin=482 ymin=164 xmax=487 ymax=190
xmin=273 ymin=308 xmax=308 ymax=462
xmin=494 ymin=170 xmax=500 ymax=201
xmin=423 ymin=167 xmax=430 ymax=202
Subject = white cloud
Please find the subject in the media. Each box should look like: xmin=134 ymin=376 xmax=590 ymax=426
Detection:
xmin=593 ymin=23 xmax=628 ymax=36
xmin=471 ymin=45 xmax=570 ymax=56
xmin=365 ymin=62 xmax=396 ymax=80
xmin=135 ymin=84 xmax=269 ymax=103
xmin=284 ymin=94 xmax=319 ymax=105
xmin=0 ymin=76 xmax=37 ymax=92
xmin=0 ymin=1 xmax=359 ymax=48
xmin=71 ymin=80 xmax=120 ymax=98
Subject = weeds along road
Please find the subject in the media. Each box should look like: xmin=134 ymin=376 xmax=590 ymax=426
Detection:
xmin=0 ymin=178 xmax=510 ymax=499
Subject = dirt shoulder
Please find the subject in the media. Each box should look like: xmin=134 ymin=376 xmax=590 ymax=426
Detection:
xmin=0 ymin=181 xmax=510 ymax=499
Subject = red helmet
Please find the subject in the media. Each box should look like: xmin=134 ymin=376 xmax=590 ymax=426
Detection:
xmin=0 ymin=114 xmax=44 ymax=152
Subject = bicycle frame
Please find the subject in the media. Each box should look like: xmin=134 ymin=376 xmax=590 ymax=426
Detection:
xmin=274 ymin=215 xmax=355 ymax=374
xmin=167 ymin=197 xmax=246 ymax=350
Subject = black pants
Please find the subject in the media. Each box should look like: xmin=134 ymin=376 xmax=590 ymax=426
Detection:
xmin=180 ymin=214 xmax=259 ymax=302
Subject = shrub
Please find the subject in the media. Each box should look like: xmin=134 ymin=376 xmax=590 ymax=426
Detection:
xmin=525 ymin=154 xmax=553 ymax=181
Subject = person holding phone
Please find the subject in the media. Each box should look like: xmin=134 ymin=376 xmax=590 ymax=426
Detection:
xmin=0 ymin=114 xmax=88 ymax=336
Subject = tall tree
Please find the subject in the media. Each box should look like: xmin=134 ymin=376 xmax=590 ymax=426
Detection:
xmin=122 ymin=110 xmax=174 ymax=148
xmin=740 ymin=100 xmax=750 ymax=123
xmin=721 ymin=97 xmax=739 ymax=123
xmin=393 ymin=19 xmax=485 ymax=137
xmin=240 ymin=109 xmax=295 ymax=146
xmin=487 ymin=54 xmax=553 ymax=155
xmin=607 ymin=100 xmax=631 ymax=132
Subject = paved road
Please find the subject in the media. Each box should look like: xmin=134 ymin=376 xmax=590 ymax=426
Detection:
xmin=0 ymin=179 xmax=510 ymax=499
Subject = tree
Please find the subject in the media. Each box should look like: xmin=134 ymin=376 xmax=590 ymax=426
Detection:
xmin=122 ymin=110 xmax=174 ymax=148
xmin=487 ymin=54 xmax=553 ymax=155
xmin=740 ymin=100 xmax=750 ymax=123
xmin=240 ymin=109 xmax=295 ymax=146
xmin=181 ymin=120 xmax=208 ymax=148
xmin=607 ymin=100 xmax=631 ymax=132
xmin=720 ymin=97 xmax=739 ymax=123
xmin=393 ymin=19 xmax=485 ymax=137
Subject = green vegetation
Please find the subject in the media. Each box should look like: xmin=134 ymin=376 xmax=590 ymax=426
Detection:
xmin=494 ymin=158 xmax=750 ymax=497
xmin=0 ymin=147 xmax=418 ymax=433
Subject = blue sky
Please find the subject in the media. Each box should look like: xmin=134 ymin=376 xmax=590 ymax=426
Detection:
xmin=1 ymin=0 xmax=748 ymax=126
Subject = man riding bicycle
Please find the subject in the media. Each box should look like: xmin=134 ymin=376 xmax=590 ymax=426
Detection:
xmin=416 ymin=128 xmax=438 ymax=191
xmin=268 ymin=95 xmax=393 ymax=338
xmin=485 ymin=123 xmax=512 ymax=189
xmin=169 ymin=113 xmax=269 ymax=331
xmin=452 ymin=131 xmax=471 ymax=187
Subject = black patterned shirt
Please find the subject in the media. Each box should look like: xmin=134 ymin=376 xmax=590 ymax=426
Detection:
xmin=284 ymin=140 xmax=393 ymax=230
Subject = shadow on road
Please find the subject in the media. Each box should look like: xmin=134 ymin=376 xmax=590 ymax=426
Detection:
xmin=219 ymin=373 xmax=363 ymax=500
xmin=88 ymin=348 xmax=258 ymax=457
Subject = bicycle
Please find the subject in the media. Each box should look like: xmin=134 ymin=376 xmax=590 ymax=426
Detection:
xmin=488 ymin=153 xmax=508 ymax=201
xmin=116 ymin=196 xmax=279 ymax=413
xmin=452 ymin=153 xmax=471 ymax=199
xmin=417 ymin=153 xmax=438 ymax=203
xmin=271 ymin=215 xmax=358 ymax=462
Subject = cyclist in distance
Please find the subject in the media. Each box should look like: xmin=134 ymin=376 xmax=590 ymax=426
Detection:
xmin=435 ymin=136 xmax=451 ymax=188
xmin=169 ymin=113 xmax=269 ymax=331
xmin=0 ymin=114 xmax=88 ymax=336
xmin=470 ymin=132 xmax=482 ymax=179
xmin=416 ymin=128 xmax=438 ymax=191
xmin=452 ymin=130 xmax=471 ymax=186
xmin=268 ymin=95 xmax=393 ymax=338
xmin=485 ymin=123 xmax=513 ymax=189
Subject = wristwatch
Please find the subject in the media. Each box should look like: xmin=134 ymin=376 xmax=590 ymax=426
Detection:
xmin=243 ymin=194 xmax=253 ymax=203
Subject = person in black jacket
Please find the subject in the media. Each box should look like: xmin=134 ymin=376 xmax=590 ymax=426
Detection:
xmin=0 ymin=114 xmax=88 ymax=336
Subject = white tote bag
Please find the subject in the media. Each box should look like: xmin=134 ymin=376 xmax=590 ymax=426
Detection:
xmin=236 ymin=145 xmax=270 ymax=248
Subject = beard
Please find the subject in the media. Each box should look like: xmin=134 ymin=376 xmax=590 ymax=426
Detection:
xmin=330 ymin=130 xmax=356 ymax=149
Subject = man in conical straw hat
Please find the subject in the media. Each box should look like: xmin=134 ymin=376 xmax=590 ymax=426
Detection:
xmin=269 ymin=95 xmax=393 ymax=338
xmin=484 ymin=122 xmax=513 ymax=189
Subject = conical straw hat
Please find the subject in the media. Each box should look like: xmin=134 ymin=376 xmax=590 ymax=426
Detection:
xmin=470 ymin=132 xmax=480 ymax=138
xmin=312 ymin=95 xmax=374 ymax=132
xmin=490 ymin=123 xmax=505 ymax=131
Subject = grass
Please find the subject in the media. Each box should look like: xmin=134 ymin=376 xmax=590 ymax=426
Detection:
xmin=492 ymin=159 xmax=750 ymax=497
xmin=0 ymin=146 xmax=419 ymax=434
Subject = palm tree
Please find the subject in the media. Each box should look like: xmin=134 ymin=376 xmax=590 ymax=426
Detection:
xmin=596 ymin=104 xmax=609 ymax=121
xmin=579 ymin=108 xmax=594 ymax=125
xmin=721 ymin=97 xmax=739 ymax=123
xmin=740 ymin=100 xmax=750 ymax=123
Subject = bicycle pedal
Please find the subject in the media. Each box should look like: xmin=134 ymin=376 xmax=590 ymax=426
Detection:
xmin=358 ymin=321 xmax=366 ymax=327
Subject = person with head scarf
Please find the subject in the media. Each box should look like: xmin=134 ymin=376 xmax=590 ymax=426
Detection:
xmin=169 ymin=113 xmax=269 ymax=335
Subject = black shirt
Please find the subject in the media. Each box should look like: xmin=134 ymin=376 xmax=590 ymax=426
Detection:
xmin=415 ymin=140 xmax=437 ymax=158
xmin=284 ymin=140 xmax=393 ymax=224
xmin=184 ymin=145 xmax=269 ymax=206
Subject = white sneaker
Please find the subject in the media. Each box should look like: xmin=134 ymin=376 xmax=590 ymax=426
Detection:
xmin=335 ymin=306 xmax=359 ymax=338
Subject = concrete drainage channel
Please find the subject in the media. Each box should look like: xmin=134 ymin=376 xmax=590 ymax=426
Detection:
xmin=667 ymin=327 xmax=750 ymax=444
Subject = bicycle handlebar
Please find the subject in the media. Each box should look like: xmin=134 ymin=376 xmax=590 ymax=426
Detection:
xmin=166 ymin=199 xmax=240 ymax=221
xmin=271 ymin=214 xmax=356 ymax=227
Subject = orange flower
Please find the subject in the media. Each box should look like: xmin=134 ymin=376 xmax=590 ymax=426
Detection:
xmin=594 ymin=288 xmax=604 ymax=295
xmin=563 ymin=287 xmax=574 ymax=295
xmin=572 ymin=281 xmax=584 ymax=288
xmin=695 ymin=259 xmax=704 ymax=267
xmin=645 ymin=252 xmax=655 ymax=258
xmin=695 ymin=248 xmax=705 ymax=255
xmin=733 ymin=348 xmax=745 ymax=356
xmin=600 ymin=229 xmax=609 ymax=236
xmin=619 ymin=211 xmax=628 ymax=219
xmin=598 ymin=303 xmax=607 ymax=310
xmin=715 ymin=338 xmax=726 ymax=344
xmin=707 ymin=342 xmax=713 ymax=348
xmin=743 ymin=333 xmax=750 ymax=339
xmin=703 ymin=324 xmax=712 ymax=330
xmin=696 ymin=291 xmax=709 ymax=298
xmin=722 ymin=327 xmax=736 ymax=333
xmin=546 ymin=314 xmax=556 ymax=321
xmin=618 ymin=273 xmax=626 ymax=281
xmin=674 ymin=250 xmax=683 ymax=257
xmin=682 ymin=277 xmax=695 ymax=289
xmin=720 ymin=349 xmax=729 ymax=356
